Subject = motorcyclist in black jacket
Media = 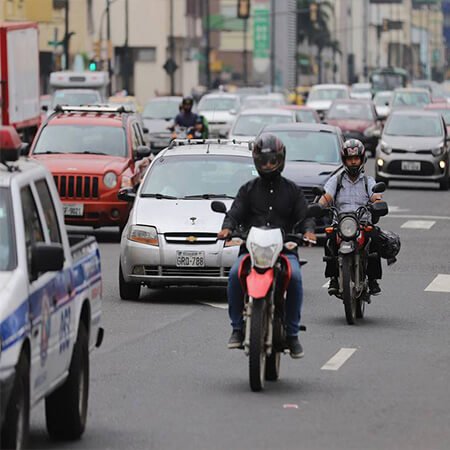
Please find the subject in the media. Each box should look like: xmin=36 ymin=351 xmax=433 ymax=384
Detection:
xmin=174 ymin=96 xmax=198 ymax=128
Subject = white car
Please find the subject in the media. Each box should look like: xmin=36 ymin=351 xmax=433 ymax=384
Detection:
xmin=119 ymin=140 xmax=257 ymax=300
xmin=350 ymin=83 xmax=372 ymax=100
xmin=228 ymin=108 xmax=296 ymax=141
xmin=197 ymin=93 xmax=240 ymax=138
xmin=373 ymin=90 xmax=393 ymax=119
xmin=306 ymin=84 xmax=351 ymax=119
xmin=240 ymin=93 xmax=286 ymax=111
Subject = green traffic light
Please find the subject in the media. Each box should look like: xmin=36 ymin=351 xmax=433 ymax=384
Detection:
xmin=89 ymin=61 xmax=97 ymax=71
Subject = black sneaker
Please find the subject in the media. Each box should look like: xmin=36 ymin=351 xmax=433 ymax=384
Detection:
xmin=228 ymin=329 xmax=244 ymax=349
xmin=286 ymin=336 xmax=304 ymax=359
xmin=328 ymin=277 xmax=339 ymax=296
xmin=368 ymin=279 xmax=381 ymax=295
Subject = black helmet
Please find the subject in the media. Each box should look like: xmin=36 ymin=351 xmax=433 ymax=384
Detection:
xmin=252 ymin=133 xmax=286 ymax=179
xmin=341 ymin=138 xmax=366 ymax=177
xmin=182 ymin=96 xmax=194 ymax=108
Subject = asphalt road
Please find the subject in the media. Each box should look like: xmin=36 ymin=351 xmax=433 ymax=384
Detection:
xmin=29 ymin=160 xmax=450 ymax=450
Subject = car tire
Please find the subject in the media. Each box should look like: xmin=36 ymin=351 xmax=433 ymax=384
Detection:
xmin=119 ymin=263 xmax=141 ymax=300
xmin=439 ymin=176 xmax=449 ymax=191
xmin=1 ymin=352 xmax=30 ymax=450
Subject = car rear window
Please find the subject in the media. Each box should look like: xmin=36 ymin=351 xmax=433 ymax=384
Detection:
xmin=0 ymin=188 xmax=17 ymax=271
xmin=33 ymin=124 xmax=127 ymax=157
xmin=232 ymin=114 xmax=294 ymax=136
xmin=327 ymin=102 xmax=374 ymax=120
xmin=385 ymin=115 xmax=443 ymax=137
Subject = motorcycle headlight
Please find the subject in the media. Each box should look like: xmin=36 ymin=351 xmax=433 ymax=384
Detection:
xmin=128 ymin=225 xmax=159 ymax=246
xmin=431 ymin=144 xmax=445 ymax=157
xmin=339 ymin=217 xmax=358 ymax=239
xmin=103 ymin=171 xmax=118 ymax=188
xmin=380 ymin=140 xmax=392 ymax=155
xmin=249 ymin=242 xmax=278 ymax=269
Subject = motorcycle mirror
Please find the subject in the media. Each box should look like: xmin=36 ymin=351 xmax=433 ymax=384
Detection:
xmin=371 ymin=201 xmax=388 ymax=217
xmin=372 ymin=182 xmax=386 ymax=193
xmin=312 ymin=185 xmax=325 ymax=197
xmin=211 ymin=200 xmax=227 ymax=214
xmin=306 ymin=203 xmax=325 ymax=218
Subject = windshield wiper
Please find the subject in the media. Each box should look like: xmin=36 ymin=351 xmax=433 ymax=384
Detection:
xmin=140 ymin=193 xmax=178 ymax=199
xmin=183 ymin=194 xmax=235 ymax=199
xmin=71 ymin=151 xmax=108 ymax=155
xmin=35 ymin=151 xmax=63 ymax=154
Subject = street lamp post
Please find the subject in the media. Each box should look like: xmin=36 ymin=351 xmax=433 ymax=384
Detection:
xmin=106 ymin=0 xmax=112 ymax=96
xmin=169 ymin=0 xmax=175 ymax=95
xmin=64 ymin=0 xmax=69 ymax=70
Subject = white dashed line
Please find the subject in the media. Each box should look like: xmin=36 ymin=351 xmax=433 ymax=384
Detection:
xmin=390 ymin=214 xmax=450 ymax=221
xmin=321 ymin=348 xmax=357 ymax=371
xmin=389 ymin=206 xmax=410 ymax=213
xmin=401 ymin=220 xmax=436 ymax=230
xmin=198 ymin=301 xmax=228 ymax=310
xmin=424 ymin=274 xmax=450 ymax=293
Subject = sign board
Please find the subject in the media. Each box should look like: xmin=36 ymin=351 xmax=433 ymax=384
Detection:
xmin=253 ymin=8 xmax=270 ymax=59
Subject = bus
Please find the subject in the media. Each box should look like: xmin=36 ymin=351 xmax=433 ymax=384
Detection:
xmin=369 ymin=67 xmax=409 ymax=95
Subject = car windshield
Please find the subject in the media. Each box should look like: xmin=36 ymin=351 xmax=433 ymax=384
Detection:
xmin=140 ymin=155 xmax=257 ymax=199
xmin=0 ymin=188 xmax=16 ymax=271
xmin=241 ymin=98 xmax=283 ymax=110
xmin=374 ymin=93 xmax=392 ymax=105
xmin=295 ymin=110 xmax=318 ymax=123
xmin=33 ymin=125 xmax=127 ymax=157
xmin=232 ymin=114 xmax=293 ymax=136
xmin=371 ymin=74 xmax=404 ymax=91
xmin=52 ymin=91 xmax=101 ymax=108
xmin=308 ymin=89 xmax=348 ymax=101
xmin=270 ymin=130 xmax=341 ymax=164
xmin=384 ymin=115 xmax=443 ymax=137
xmin=327 ymin=102 xmax=374 ymax=120
xmin=392 ymin=92 xmax=431 ymax=107
xmin=430 ymin=109 xmax=450 ymax=125
xmin=198 ymin=97 xmax=238 ymax=111
xmin=143 ymin=100 xmax=180 ymax=119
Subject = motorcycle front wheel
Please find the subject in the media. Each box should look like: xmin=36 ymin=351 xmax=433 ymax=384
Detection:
xmin=342 ymin=255 xmax=356 ymax=325
xmin=249 ymin=300 xmax=267 ymax=392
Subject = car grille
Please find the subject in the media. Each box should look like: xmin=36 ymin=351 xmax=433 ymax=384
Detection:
xmin=164 ymin=232 xmax=218 ymax=245
xmin=143 ymin=266 xmax=231 ymax=277
xmin=388 ymin=161 xmax=435 ymax=176
xmin=392 ymin=149 xmax=432 ymax=155
xmin=298 ymin=186 xmax=316 ymax=203
xmin=54 ymin=175 xmax=99 ymax=199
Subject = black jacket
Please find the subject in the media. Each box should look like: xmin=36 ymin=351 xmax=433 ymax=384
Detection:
xmin=222 ymin=175 xmax=314 ymax=235
xmin=174 ymin=111 xmax=198 ymax=128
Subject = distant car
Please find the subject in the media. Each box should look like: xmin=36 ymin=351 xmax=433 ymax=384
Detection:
xmin=142 ymin=96 xmax=183 ymax=152
xmin=51 ymin=88 xmax=103 ymax=111
xmin=412 ymin=79 xmax=447 ymax=103
xmin=197 ymin=92 xmax=240 ymax=138
xmin=279 ymin=105 xmax=320 ymax=123
xmin=306 ymin=84 xmax=351 ymax=120
xmin=325 ymin=99 xmax=383 ymax=156
xmin=108 ymin=95 xmax=142 ymax=112
xmin=375 ymin=109 xmax=449 ymax=190
xmin=228 ymin=108 xmax=296 ymax=141
xmin=260 ymin=122 xmax=344 ymax=232
xmin=373 ymin=90 xmax=393 ymax=119
xmin=425 ymin=102 xmax=450 ymax=134
xmin=240 ymin=94 xmax=286 ymax=110
xmin=350 ymin=83 xmax=372 ymax=100
xmin=390 ymin=87 xmax=431 ymax=110
xmin=118 ymin=140 xmax=257 ymax=298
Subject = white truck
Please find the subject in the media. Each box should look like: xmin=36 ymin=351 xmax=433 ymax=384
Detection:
xmin=0 ymin=126 xmax=103 ymax=449
xmin=0 ymin=22 xmax=41 ymax=143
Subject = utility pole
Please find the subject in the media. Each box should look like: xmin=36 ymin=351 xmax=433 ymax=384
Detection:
xmin=123 ymin=0 xmax=130 ymax=93
xmin=204 ymin=0 xmax=211 ymax=89
xmin=363 ymin=0 xmax=368 ymax=80
xmin=270 ymin=0 xmax=275 ymax=92
xmin=169 ymin=0 xmax=175 ymax=95
xmin=106 ymin=0 xmax=112 ymax=96
xmin=243 ymin=18 xmax=248 ymax=84
xmin=64 ymin=0 xmax=69 ymax=70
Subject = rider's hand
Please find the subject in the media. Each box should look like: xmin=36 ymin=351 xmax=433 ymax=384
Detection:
xmin=217 ymin=228 xmax=232 ymax=240
xmin=370 ymin=193 xmax=383 ymax=203
xmin=303 ymin=231 xmax=317 ymax=247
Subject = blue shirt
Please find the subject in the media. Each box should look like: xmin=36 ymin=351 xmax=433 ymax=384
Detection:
xmin=324 ymin=171 xmax=376 ymax=213
xmin=174 ymin=111 xmax=198 ymax=128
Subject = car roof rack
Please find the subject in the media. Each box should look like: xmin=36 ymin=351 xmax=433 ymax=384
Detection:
xmin=53 ymin=104 xmax=133 ymax=114
xmin=168 ymin=138 xmax=252 ymax=149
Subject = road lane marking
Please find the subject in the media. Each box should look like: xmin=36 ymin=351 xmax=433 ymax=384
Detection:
xmin=283 ymin=404 xmax=299 ymax=409
xmin=390 ymin=214 xmax=450 ymax=221
xmin=401 ymin=220 xmax=436 ymax=229
xmin=389 ymin=206 xmax=410 ymax=213
xmin=321 ymin=348 xmax=357 ymax=371
xmin=425 ymin=274 xmax=450 ymax=293
xmin=198 ymin=301 xmax=228 ymax=310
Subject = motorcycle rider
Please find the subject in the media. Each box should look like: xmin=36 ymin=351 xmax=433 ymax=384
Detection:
xmin=189 ymin=115 xmax=209 ymax=139
xmin=318 ymin=139 xmax=383 ymax=296
xmin=174 ymin=96 xmax=198 ymax=128
xmin=217 ymin=133 xmax=317 ymax=358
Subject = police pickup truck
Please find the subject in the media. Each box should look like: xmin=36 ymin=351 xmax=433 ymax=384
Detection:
xmin=0 ymin=126 xmax=103 ymax=449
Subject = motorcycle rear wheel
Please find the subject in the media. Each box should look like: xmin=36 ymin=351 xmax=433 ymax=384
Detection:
xmin=342 ymin=255 xmax=356 ymax=325
xmin=249 ymin=300 xmax=267 ymax=392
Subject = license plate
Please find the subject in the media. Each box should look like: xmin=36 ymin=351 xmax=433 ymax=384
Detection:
xmin=176 ymin=251 xmax=205 ymax=267
xmin=63 ymin=203 xmax=84 ymax=217
xmin=401 ymin=161 xmax=421 ymax=171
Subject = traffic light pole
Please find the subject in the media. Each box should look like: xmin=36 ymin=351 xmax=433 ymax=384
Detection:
xmin=270 ymin=0 xmax=275 ymax=92
xmin=205 ymin=0 xmax=211 ymax=90
xmin=64 ymin=0 xmax=69 ymax=70
xmin=106 ymin=0 xmax=112 ymax=96
xmin=243 ymin=17 xmax=248 ymax=84
xmin=169 ymin=0 xmax=175 ymax=95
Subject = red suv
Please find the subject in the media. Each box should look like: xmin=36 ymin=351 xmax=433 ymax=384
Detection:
xmin=29 ymin=105 xmax=150 ymax=231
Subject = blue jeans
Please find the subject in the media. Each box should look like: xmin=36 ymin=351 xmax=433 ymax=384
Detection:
xmin=227 ymin=253 xmax=303 ymax=337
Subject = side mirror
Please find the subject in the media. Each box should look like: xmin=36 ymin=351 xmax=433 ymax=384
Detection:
xmin=20 ymin=142 xmax=30 ymax=156
xmin=211 ymin=200 xmax=227 ymax=214
xmin=312 ymin=185 xmax=325 ymax=197
xmin=41 ymin=105 xmax=49 ymax=112
xmin=372 ymin=182 xmax=386 ymax=193
xmin=142 ymin=127 xmax=149 ymax=134
xmin=306 ymin=203 xmax=325 ymax=218
xmin=31 ymin=242 xmax=64 ymax=278
xmin=118 ymin=187 xmax=136 ymax=202
xmin=135 ymin=145 xmax=151 ymax=159
xmin=371 ymin=201 xmax=388 ymax=217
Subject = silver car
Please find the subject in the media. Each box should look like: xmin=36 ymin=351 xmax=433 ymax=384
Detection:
xmin=119 ymin=140 xmax=257 ymax=299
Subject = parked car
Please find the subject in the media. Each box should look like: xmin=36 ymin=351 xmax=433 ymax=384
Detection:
xmin=306 ymin=84 xmax=351 ymax=120
xmin=425 ymin=102 xmax=450 ymax=134
xmin=29 ymin=104 xmax=150 ymax=232
xmin=142 ymin=96 xmax=183 ymax=151
xmin=228 ymin=108 xmax=295 ymax=141
xmin=118 ymin=140 xmax=257 ymax=299
xmin=197 ymin=92 xmax=240 ymax=138
xmin=325 ymin=99 xmax=383 ymax=156
xmin=375 ymin=109 xmax=449 ymax=190
xmin=0 ymin=126 xmax=103 ymax=448
xmin=279 ymin=105 xmax=320 ymax=123
xmin=390 ymin=87 xmax=431 ymax=110
xmin=240 ymin=94 xmax=286 ymax=110
xmin=373 ymin=90 xmax=393 ymax=119
xmin=350 ymin=83 xmax=372 ymax=100
xmin=260 ymin=123 xmax=344 ymax=232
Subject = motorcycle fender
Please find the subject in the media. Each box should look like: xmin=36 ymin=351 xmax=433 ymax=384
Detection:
xmin=246 ymin=268 xmax=274 ymax=299
xmin=338 ymin=241 xmax=355 ymax=255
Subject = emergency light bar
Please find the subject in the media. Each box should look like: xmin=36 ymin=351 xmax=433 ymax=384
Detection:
xmin=169 ymin=138 xmax=252 ymax=148
xmin=53 ymin=104 xmax=133 ymax=114
xmin=0 ymin=126 xmax=22 ymax=164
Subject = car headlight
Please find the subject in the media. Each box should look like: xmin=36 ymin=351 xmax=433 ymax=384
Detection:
xmin=339 ymin=217 xmax=358 ymax=239
xmin=431 ymin=144 xmax=445 ymax=157
xmin=249 ymin=242 xmax=278 ymax=269
xmin=103 ymin=171 xmax=118 ymax=188
xmin=380 ymin=140 xmax=392 ymax=155
xmin=128 ymin=225 xmax=159 ymax=246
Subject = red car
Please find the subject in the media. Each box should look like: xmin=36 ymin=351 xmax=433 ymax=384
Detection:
xmin=279 ymin=105 xmax=321 ymax=123
xmin=29 ymin=105 xmax=150 ymax=231
xmin=325 ymin=99 xmax=383 ymax=156
xmin=425 ymin=102 xmax=450 ymax=134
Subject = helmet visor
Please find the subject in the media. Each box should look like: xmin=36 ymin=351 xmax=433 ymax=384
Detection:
xmin=254 ymin=150 xmax=283 ymax=173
